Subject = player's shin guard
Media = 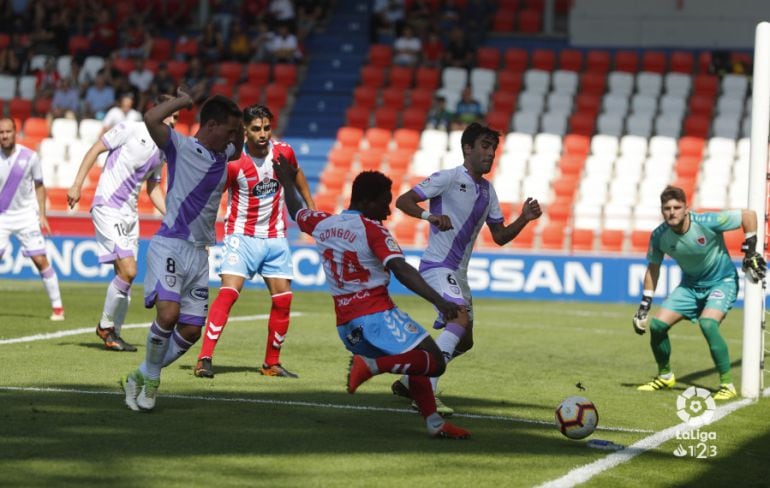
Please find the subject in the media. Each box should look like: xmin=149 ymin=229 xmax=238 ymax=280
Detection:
xmin=140 ymin=321 xmax=172 ymax=380
xmin=198 ymin=287 xmax=239 ymax=360
xmin=430 ymin=322 xmax=466 ymax=392
xmin=162 ymin=329 xmax=196 ymax=367
xmin=40 ymin=266 xmax=62 ymax=309
xmin=374 ymin=349 xmax=441 ymax=376
xmin=699 ymin=318 xmax=733 ymax=384
xmin=649 ymin=318 xmax=672 ymax=375
xmin=264 ymin=291 xmax=292 ymax=366
xmin=408 ymin=375 xmax=438 ymax=417
xmin=101 ymin=276 xmax=131 ymax=331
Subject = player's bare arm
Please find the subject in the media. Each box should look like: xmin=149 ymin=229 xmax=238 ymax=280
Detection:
xmin=273 ymin=154 xmax=302 ymax=219
xmin=295 ymin=167 xmax=316 ymax=210
xmin=67 ymin=139 xmax=109 ymax=208
xmin=488 ymin=197 xmax=542 ymax=246
xmin=147 ymin=179 xmax=166 ymax=215
xmin=144 ymin=87 xmax=193 ymax=149
xmin=34 ymin=181 xmax=50 ymax=234
xmin=396 ymin=189 xmax=453 ymax=231
xmin=388 ymin=258 xmax=461 ymax=322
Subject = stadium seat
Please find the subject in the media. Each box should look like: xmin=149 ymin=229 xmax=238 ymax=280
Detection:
xmin=175 ymin=37 xmax=199 ymax=59
xmin=637 ymin=72 xmax=662 ymax=97
xmin=209 ymin=83 xmax=234 ymax=98
xmin=541 ymin=112 xmax=568 ymax=136
xmin=508 ymin=223 xmax=536 ymax=249
xmin=504 ymin=48 xmax=529 ymax=72
xmin=246 ymin=63 xmax=271 ymax=85
xmin=359 ymin=148 xmax=386 ymax=171
xmin=517 ymin=9 xmax=542 ymax=33
xmin=328 ymin=147 xmax=356 ymax=171
xmin=491 ymin=91 xmax=517 ymax=114
xmin=532 ymin=49 xmax=556 ymax=71
xmin=23 ymin=117 xmax=49 ymax=140
xmin=361 ymin=65 xmax=386 ymax=88
xmin=693 ymin=74 xmax=719 ymax=98
xmin=388 ymin=66 xmax=414 ymax=89
xmin=563 ymin=134 xmax=590 ymax=156
xmin=552 ymin=70 xmax=578 ymax=95
xmin=166 ymin=60 xmax=189 ymax=82
xmin=586 ymin=50 xmax=611 ymax=73
xmin=569 ymin=113 xmax=596 ymax=136
xmin=476 ymin=47 xmax=501 ymax=70
xmin=409 ymin=88 xmax=434 ymax=111
xmin=150 ymin=37 xmax=172 ymax=61
xmin=68 ymin=35 xmax=89 ymax=56
xmin=607 ymin=71 xmax=634 ymax=96
xmin=336 ymin=126 xmax=364 ymax=150
xmin=670 ymin=51 xmax=694 ymax=73
xmin=524 ymin=69 xmax=550 ymax=95
xmin=493 ymin=10 xmax=516 ymax=32
xmin=364 ymin=127 xmax=391 ymax=151
xmin=374 ymin=107 xmax=398 ymax=130
xmin=237 ymin=84 xmax=262 ymax=108
xmin=579 ymin=72 xmax=606 ymax=95
xmin=683 ymin=115 xmax=710 ymax=138
xmin=393 ymin=129 xmax=420 ymax=152
xmin=486 ymin=110 xmax=511 ymax=133
xmin=600 ymin=230 xmax=625 ymax=252
xmin=596 ymin=114 xmax=624 ymax=137
xmin=678 ymin=135 xmax=705 ymax=158
xmin=558 ymin=49 xmax=583 ymax=72
xmin=353 ymin=86 xmax=378 ymax=109
xmin=631 ymin=94 xmax=657 ymax=116
xmin=654 ymin=114 xmax=683 ymax=138
xmin=264 ymin=84 xmax=288 ymax=112
xmin=218 ymin=61 xmax=243 ymax=85
xmin=512 ymin=111 xmax=539 ymax=135
xmin=415 ymin=66 xmax=440 ymax=91
xmin=368 ymin=44 xmax=393 ymax=67
xmin=442 ymin=67 xmax=468 ymax=92
xmin=345 ymin=105 xmax=370 ymax=129
xmin=540 ymin=223 xmax=566 ymax=250
xmin=387 ymin=148 xmax=413 ymax=172
xmin=0 ymin=75 xmax=16 ymax=101
xmin=630 ymin=230 xmax=650 ymax=253
xmin=642 ymin=51 xmax=667 ymax=73
xmin=381 ymin=87 xmax=406 ymax=109
xmin=545 ymin=199 xmax=572 ymax=224
xmin=273 ymin=64 xmax=298 ymax=86
xmin=665 ymin=72 xmax=692 ymax=97
xmin=571 ymin=228 xmax=595 ymax=251
xmin=614 ymin=50 xmax=639 ymax=73
xmin=497 ymin=70 xmax=524 ymax=93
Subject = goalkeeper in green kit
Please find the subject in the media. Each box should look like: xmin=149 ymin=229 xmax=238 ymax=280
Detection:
xmin=632 ymin=186 xmax=766 ymax=400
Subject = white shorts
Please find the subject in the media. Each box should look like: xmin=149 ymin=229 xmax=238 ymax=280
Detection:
xmin=0 ymin=211 xmax=46 ymax=257
xmin=92 ymin=205 xmax=139 ymax=263
xmin=143 ymin=235 xmax=210 ymax=326
xmin=421 ymin=265 xmax=474 ymax=323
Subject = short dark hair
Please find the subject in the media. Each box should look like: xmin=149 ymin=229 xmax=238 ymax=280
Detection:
xmin=350 ymin=171 xmax=392 ymax=206
xmin=660 ymin=185 xmax=687 ymax=205
xmin=243 ymin=104 xmax=273 ymax=124
xmin=199 ymin=95 xmax=242 ymax=125
xmin=461 ymin=122 xmax=500 ymax=151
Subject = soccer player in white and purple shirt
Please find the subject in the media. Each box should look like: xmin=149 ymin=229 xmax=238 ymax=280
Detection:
xmin=0 ymin=118 xmax=64 ymax=321
xmin=68 ymin=95 xmax=177 ymax=352
xmin=121 ymin=89 xmax=243 ymax=412
xmin=393 ymin=122 xmax=542 ymax=414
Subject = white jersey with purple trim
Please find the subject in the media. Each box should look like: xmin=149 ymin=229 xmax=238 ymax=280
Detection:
xmin=0 ymin=144 xmax=42 ymax=218
xmin=93 ymin=121 xmax=163 ymax=215
xmin=156 ymin=128 xmax=233 ymax=246
xmin=412 ymin=166 xmax=504 ymax=273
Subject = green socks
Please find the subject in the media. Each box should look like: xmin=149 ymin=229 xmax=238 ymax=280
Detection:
xmin=699 ymin=318 xmax=733 ymax=384
xmin=650 ymin=318 xmax=672 ymax=375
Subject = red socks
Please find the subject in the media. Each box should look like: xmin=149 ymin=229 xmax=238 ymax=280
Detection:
xmin=374 ymin=349 xmax=440 ymax=376
xmin=409 ymin=376 xmax=437 ymax=417
xmin=264 ymin=292 xmax=292 ymax=366
xmin=198 ymin=287 xmax=239 ymax=360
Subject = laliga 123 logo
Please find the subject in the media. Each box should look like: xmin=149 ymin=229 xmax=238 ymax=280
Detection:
xmin=676 ymin=386 xmax=716 ymax=426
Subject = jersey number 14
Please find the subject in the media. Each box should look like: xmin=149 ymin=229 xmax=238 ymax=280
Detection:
xmin=322 ymin=249 xmax=371 ymax=288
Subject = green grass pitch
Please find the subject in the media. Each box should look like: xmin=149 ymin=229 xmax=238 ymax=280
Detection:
xmin=1 ymin=279 xmax=768 ymax=487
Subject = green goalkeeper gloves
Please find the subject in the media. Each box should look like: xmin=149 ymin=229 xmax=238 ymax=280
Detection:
xmin=741 ymin=235 xmax=767 ymax=283
xmin=632 ymin=295 xmax=652 ymax=335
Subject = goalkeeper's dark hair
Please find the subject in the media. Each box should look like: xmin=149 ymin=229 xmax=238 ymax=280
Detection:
xmin=660 ymin=185 xmax=687 ymax=205
xmin=243 ymin=104 xmax=273 ymax=124
xmin=461 ymin=122 xmax=500 ymax=151
xmin=199 ymin=95 xmax=242 ymax=125
xmin=351 ymin=171 xmax=392 ymax=205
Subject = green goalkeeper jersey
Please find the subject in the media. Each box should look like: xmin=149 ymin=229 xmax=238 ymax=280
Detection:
xmin=647 ymin=210 xmax=742 ymax=287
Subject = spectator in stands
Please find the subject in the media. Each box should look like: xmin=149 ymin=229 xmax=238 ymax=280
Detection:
xmin=268 ymin=0 xmax=296 ymax=28
xmin=452 ymin=86 xmax=483 ymax=130
xmin=27 ymin=6 xmax=68 ymax=57
xmin=148 ymin=62 xmax=175 ymax=99
xmin=0 ymin=30 xmax=29 ymax=75
xmin=89 ymin=10 xmax=118 ymax=57
xmin=426 ymin=95 xmax=453 ymax=132
xmin=421 ymin=28 xmax=443 ymax=68
xmin=295 ymin=1 xmax=323 ymax=41
xmin=49 ymin=77 xmax=80 ymax=121
xmin=128 ymin=57 xmax=154 ymax=110
xmin=462 ymin=0 xmax=494 ymax=47
xmin=267 ymin=23 xmax=301 ymax=64
xmin=393 ymin=25 xmax=421 ymax=67
xmin=198 ymin=21 xmax=225 ymax=64
xmin=251 ymin=20 xmax=275 ymax=63
xmin=34 ymin=56 xmax=59 ymax=100
xmin=120 ymin=17 xmax=153 ymax=60
xmin=210 ymin=0 xmax=238 ymax=41
xmin=438 ymin=0 xmax=462 ymax=32
xmin=227 ymin=22 xmax=253 ymax=62
xmin=82 ymin=70 xmax=116 ymax=120
xmin=241 ymin=0 xmax=268 ymax=30
xmin=443 ymin=26 xmax=474 ymax=70
xmin=184 ymin=57 xmax=214 ymax=104
xmin=102 ymin=93 xmax=142 ymax=132
xmin=404 ymin=0 xmax=432 ymax=36
xmin=370 ymin=0 xmax=405 ymax=43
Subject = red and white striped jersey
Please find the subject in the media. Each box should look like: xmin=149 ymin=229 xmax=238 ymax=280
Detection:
xmin=296 ymin=208 xmax=404 ymax=325
xmin=224 ymin=140 xmax=299 ymax=238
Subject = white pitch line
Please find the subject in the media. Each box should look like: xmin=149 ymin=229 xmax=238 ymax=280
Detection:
xmin=0 ymin=312 xmax=304 ymax=345
xmin=537 ymin=387 xmax=770 ymax=488
xmin=0 ymin=385 xmax=652 ymax=434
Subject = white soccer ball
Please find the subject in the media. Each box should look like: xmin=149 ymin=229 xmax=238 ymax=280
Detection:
xmin=555 ymin=396 xmax=599 ymax=440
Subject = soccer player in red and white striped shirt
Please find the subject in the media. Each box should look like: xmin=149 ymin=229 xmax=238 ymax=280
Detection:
xmin=195 ymin=105 xmax=315 ymax=379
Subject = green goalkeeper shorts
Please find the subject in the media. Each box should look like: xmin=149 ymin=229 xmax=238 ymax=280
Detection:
xmin=661 ymin=277 xmax=738 ymax=321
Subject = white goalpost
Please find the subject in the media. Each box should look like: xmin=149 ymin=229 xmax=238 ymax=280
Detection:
xmin=742 ymin=22 xmax=770 ymax=399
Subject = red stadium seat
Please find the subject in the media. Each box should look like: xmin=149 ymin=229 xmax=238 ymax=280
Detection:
xmin=476 ymin=47 xmax=501 ymax=70
xmin=504 ymin=48 xmax=529 ymax=72
xmin=499 ymin=0 xmax=521 ymax=9
xmin=264 ymin=84 xmax=287 ymax=112
xmin=273 ymin=63 xmax=297 ymax=86
xmin=113 ymin=58 xmax=134 ymax=75
xmin=586 ymin=50 xmax=611 ymax=73
xmin=414 ymin=66 xmax=440 ymax=91
xmin=579 ymin=72 xmax=606 ymax=95
xmin=575 ymin=93 xmax=601 ymax=113
xmin=525 ymin=0 xmax=545 ymax=11
xmin=218 ymin=61 xmax=243 ymax=85
xmin=247 ymin=63 xmax=271 ymax=85
xmin=166 ymin=60 xmax=189 ymax=82
xmin=532 ymin=49 xmax=556 ymax=71
xmin=401 ymin=108 xmax=427 ymax=131
xmin=558 ymin=49 xmax=583 ymax=72
xmin=571 ymin=229 xmax=595 ymax=252
xmin=517 ymin=9 xmax=542 ymax=33
xmin=47 ymin=188 xmax=70 ymax=212
xmin=328 ymin=147 xmax=356 ymax=171
xmin=642 ymin=51 xmax=667 ymax=73
xmin=674 ymin=157 xmax=701 ymax=179
xmin=0 ymin=33 xmax=9 ymax=50
xmin=546 ymin=199 xmax=572 ymax=224
xmin=497 ymin=70 xmax=524 ymax=93
xmin=336 ymin=126 xmax=364 ymax=150
xmin=693 ymin=74 xmax=719 ymax=98
xmin=361 ymin=65 xmax=386 ymax=88
xmin=485 ymin=110 xmax=511 ymax=133
xmin=33 ymin=97 xmax=51 ymax=117
xmin=175 ymin=37 xmax=199 ymax=59
xmin=569 ymin=113 xmax=596 ymax=136
xmin=353 ymin=86 xmax=378 ymax=109
xmin=393 ymin=129 xmax=420 ymax=152
xmin=689 ymin=95 xmax=714 ymax=118
xmin=600 ymin=230 xmax=625 ymax=252
xmin=697 ymin=51 xmax=712 ymax=73
xmin=388 ymin=66 xmax=414 ymax=89
xmin=492 ymin=10 xmax=516 ymax=32
xmin=345 ymin=105 xmax=370 ymax=129
xmin=490 ymin=91 xmax=517 ymax=113
xmin=68 ymin=35 xmax=89 ymax=56
xmin=359 ymin=148 xmax=386 ymax=171
xmin=150 ymin=38 xmax=172 ymax=61
xmin=614 ymin=50 xmax=639 ymax=73
xmin=409 ymin=88 xmax=434 ymax=111
xmin=23 ymin=117 xmax=49 ymax=139
xmin=387 ymin=148 xmax=413 ymax=172
xmin=541 ymin=223 xmax=567 ymax=250
xmin=381 ymin=87 xmax=406 ymax=109
xmin=509 ymin=224 xmax=536 ymax=249
xmin=364 ymin=127 xmax=391 ymax=151
xmin=209 ymin=83 xmax=233 ymax=98
xmin=368 ymin=44 xmax=393 ymax=68
xmin=630 ymin=230 xmax=650 ymax=253
xmin=9 ymin=98 xmax=32 ymax=120
xmin=670 ymin=51 xmax=694 ymax=73
xmin=683 ymin=115 xmax=709 ymax=138
xmin=374 ymin=107 xmax=398 ymax=130
xmin=563 ymin=134 xmax=590 ymax=156
xmin=678 ymin=136 xmax=705 ymax=158
xmin=236 ymin=84 xmax=262 ymax=108
xmin=557 ymin=156 xmax=585 ymax=178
